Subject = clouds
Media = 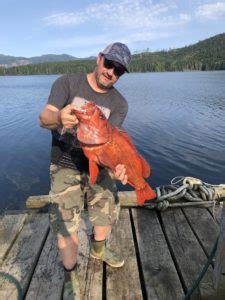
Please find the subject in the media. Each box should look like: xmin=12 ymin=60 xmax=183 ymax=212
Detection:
xmin=195 ymin=2 xmax=225 ymax=20
xmin=44 ymin=12 xmax=86 ymax=26
xmin=43 ymin=0 xmax=192 ymax=31
xmin=43 ymin=0 xmax=192 ymax=49
xmin=43 ymin=0 xmax=225 ymax=30
xmin=40 ymin=0 xmax=225 ymax=55
xmin=1 ymin=0 xmax=224 ymax=57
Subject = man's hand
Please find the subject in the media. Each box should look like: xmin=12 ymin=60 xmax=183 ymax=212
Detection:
xmin=114 ymin=164 xmax=128 ymax=185
xmin=59 ymin=104 xmax=79 ymax=128
xmin=39 ymin=104 xmax=79 ymax=130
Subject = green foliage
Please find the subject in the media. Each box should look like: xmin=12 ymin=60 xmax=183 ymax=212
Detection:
xmin=129 ymin=33 xmax=225 ymax=72
xmin=0 ymin=60 xmax=95 ymax=76
xmin=0 ymin=33 xmax=224 ymax=75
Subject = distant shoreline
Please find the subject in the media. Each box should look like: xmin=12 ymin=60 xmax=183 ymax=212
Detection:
xmin=1 ymin=69 xmax=225 ymax=77
xmin=0 ymin=33 xmax=225 ymax=76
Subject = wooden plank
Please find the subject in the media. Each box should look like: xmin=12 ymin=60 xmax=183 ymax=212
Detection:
xmin=213 ymin=202 xmax=225 ymax=298
xmin=0 ymin=214 xmax=49 ymax=299
xmin=78 ymin=212 xmax=103 ymax=299
xmin=0 ymin=213 xmax=27 ymax=264
xmin=25 ymin=231 xmax=64 ymax=300
xmin=208 ymin=204 xmax=223 ymax=224
xmin=106 ymin=208 xmax=143 ymax=300
xmin=26 ymin=191 xmax=140 ymax=209
xmin=83 ymin=259 xmax=103 ymax=300
xmin=25 ymin=211 xmax=102 ymax=299
xmin=133 ymin=208 xmax=184 ymax=300
xmin=161 ymin=208 xmax=216 ymax=299
xmin=182 ymin=207 xmax=219 ymax=255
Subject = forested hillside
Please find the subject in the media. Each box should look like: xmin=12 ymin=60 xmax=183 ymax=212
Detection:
xmin=0 ymin=33 xmax=224 ymax=75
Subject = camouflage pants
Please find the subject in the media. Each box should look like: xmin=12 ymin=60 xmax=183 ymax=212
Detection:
xmin=49 ymin=164 xmax=120 ymax=237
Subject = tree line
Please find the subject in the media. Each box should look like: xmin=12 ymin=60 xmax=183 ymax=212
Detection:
xmin=0 ymin=33 xmax=224 ymax=75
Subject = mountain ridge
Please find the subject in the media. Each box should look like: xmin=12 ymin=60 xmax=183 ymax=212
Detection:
xmin=0 ymin=54 xmax=95 ymax=67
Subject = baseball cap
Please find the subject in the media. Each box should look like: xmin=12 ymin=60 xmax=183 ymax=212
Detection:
xmin=101 ymin=42 xmax=131 ymax=72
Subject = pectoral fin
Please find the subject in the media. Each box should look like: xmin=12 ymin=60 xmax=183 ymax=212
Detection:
xmin=89 ymin=160 xmax=99 ymax=184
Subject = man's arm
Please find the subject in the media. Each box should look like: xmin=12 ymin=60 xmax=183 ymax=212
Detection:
xmin=39 ymin=104 xmax=79 ymax=130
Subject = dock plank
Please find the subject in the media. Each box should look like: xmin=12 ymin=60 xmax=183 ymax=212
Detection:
xmin=161 ymin=208 xmax=216 ymax=299
xmin=182 ymin=207 xmax=219 ymax=255
xmin=0 ymin=214 xmax=49 ymax=299
xmin=25 ymin=231 xmax=64 ymax=300
xmin=78 ymin=212 xmax=103 ymax=299
xmin=208 ymin=204 xmax=223 ymax=224
xmin=213 ymin=203 xmax=225 ymax=299
xmin=0 ymin=205 xmax=221 ymax=299
xmin=106 ymin=208 xmax=143 ymax=300
xmin=133 ymin=208 xmax=184 ymax=300
xmin=0 ymin=213 xmax=27 ymax=264
xmin=25 ymin=211 xmax=102 ymax=299
xmin=83 ymin=259 xmax=103 ymax=300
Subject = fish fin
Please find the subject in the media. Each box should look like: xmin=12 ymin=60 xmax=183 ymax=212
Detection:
xmin=89 ymin=160 xmax=99 ymax=184
xmin=119 ymin=130 xmax=137 ymax=152
xmin=135 ymin=183 xmax=156 ymax=206
xmin=119 ymin=130 xmax=151 ymax=178
xmin=139 ymin=155 xmax=151 ymax=178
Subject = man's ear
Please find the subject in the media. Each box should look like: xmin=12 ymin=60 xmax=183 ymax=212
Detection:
xmin=96 ymin=53 xmax=102 ymax=65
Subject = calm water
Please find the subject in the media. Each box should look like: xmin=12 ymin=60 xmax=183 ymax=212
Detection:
xmin=0 ymin=72 xmax=225 ymax=211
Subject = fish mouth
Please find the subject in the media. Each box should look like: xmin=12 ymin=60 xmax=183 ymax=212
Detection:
xmin=71 ymin=107 xmax=90 ymax=120
xmin=72 ymin=107 xmax=86 ymax=114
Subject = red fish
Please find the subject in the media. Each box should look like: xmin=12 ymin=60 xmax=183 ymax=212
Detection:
xmin=72 ymin=102 xmax=156 ymax=206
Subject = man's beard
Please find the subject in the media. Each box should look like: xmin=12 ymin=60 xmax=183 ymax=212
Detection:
xmin=96 ymin=71 xmax=114 ymax=89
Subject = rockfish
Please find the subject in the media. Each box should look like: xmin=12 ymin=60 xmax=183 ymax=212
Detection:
xmin=72 ymin=102 xmax=156 ymax=206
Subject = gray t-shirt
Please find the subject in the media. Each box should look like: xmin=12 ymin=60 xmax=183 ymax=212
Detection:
xmin=47 ymin=73 xmax=128 ymax=169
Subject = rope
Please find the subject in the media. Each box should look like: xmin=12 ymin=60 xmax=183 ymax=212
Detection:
xmin=183 ymin=237 xmax=219 ymax=299
xmin=144 ymin=176 xmax=225 ymax=211
xmin=0 ymin=272 xmax=23 ymax=300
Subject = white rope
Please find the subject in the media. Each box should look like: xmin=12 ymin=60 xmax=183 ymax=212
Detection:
xmin=147 ymin=176 xmax=225 ymax=212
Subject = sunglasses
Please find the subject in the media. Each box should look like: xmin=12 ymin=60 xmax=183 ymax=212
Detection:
xmin=102 ymin=55 xmax=125 ymax=77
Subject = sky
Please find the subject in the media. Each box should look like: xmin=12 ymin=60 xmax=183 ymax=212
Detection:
xmin=0 ymin=0 xmax=225 ymax=58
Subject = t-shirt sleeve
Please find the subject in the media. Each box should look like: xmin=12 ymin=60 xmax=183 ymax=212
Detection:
xmin=109 ymin=97 xmax=128 ymax=128
xmin=47 ymin=75 xmax=70 ymax=109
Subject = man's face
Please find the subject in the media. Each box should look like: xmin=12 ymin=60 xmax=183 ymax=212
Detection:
xmin=94 ymin=54 xmax=125 ymax=89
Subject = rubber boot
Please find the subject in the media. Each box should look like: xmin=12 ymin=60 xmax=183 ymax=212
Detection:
xmin=63 ymin=265 xmax=80 ymax=300
xmin=90 ymin=238 xmax=124 ymax=268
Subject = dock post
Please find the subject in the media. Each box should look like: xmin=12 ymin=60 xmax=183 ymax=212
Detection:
xmin=213 ymin=201 xmax=225 ymax=298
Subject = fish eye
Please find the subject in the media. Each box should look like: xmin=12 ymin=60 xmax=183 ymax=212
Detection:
xmin=99 ymin=114 xmax=105 ymax=119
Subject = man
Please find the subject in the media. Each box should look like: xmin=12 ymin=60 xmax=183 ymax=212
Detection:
xmin=39 ymin=42 xmax=131 ymax=299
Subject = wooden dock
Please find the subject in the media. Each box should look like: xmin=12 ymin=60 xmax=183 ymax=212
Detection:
xmin=0 ymin=205 xmax=223 ymax=299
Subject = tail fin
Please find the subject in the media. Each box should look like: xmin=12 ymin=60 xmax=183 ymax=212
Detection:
xmin=136 ymin=183 xmax=156 ymax=206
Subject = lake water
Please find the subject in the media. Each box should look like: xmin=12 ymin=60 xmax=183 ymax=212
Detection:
xmin=0 ymin=71 xmax=225 ymax=211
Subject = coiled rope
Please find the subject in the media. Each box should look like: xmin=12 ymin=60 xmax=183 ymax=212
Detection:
xmin=0 ymin=271 xmax=23 ymax=300
xmin=144 ymin=176 xmax=225 ymax=211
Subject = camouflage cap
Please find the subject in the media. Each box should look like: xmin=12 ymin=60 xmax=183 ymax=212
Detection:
xmin=101 ymin=42 xmax=131 ymax=72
